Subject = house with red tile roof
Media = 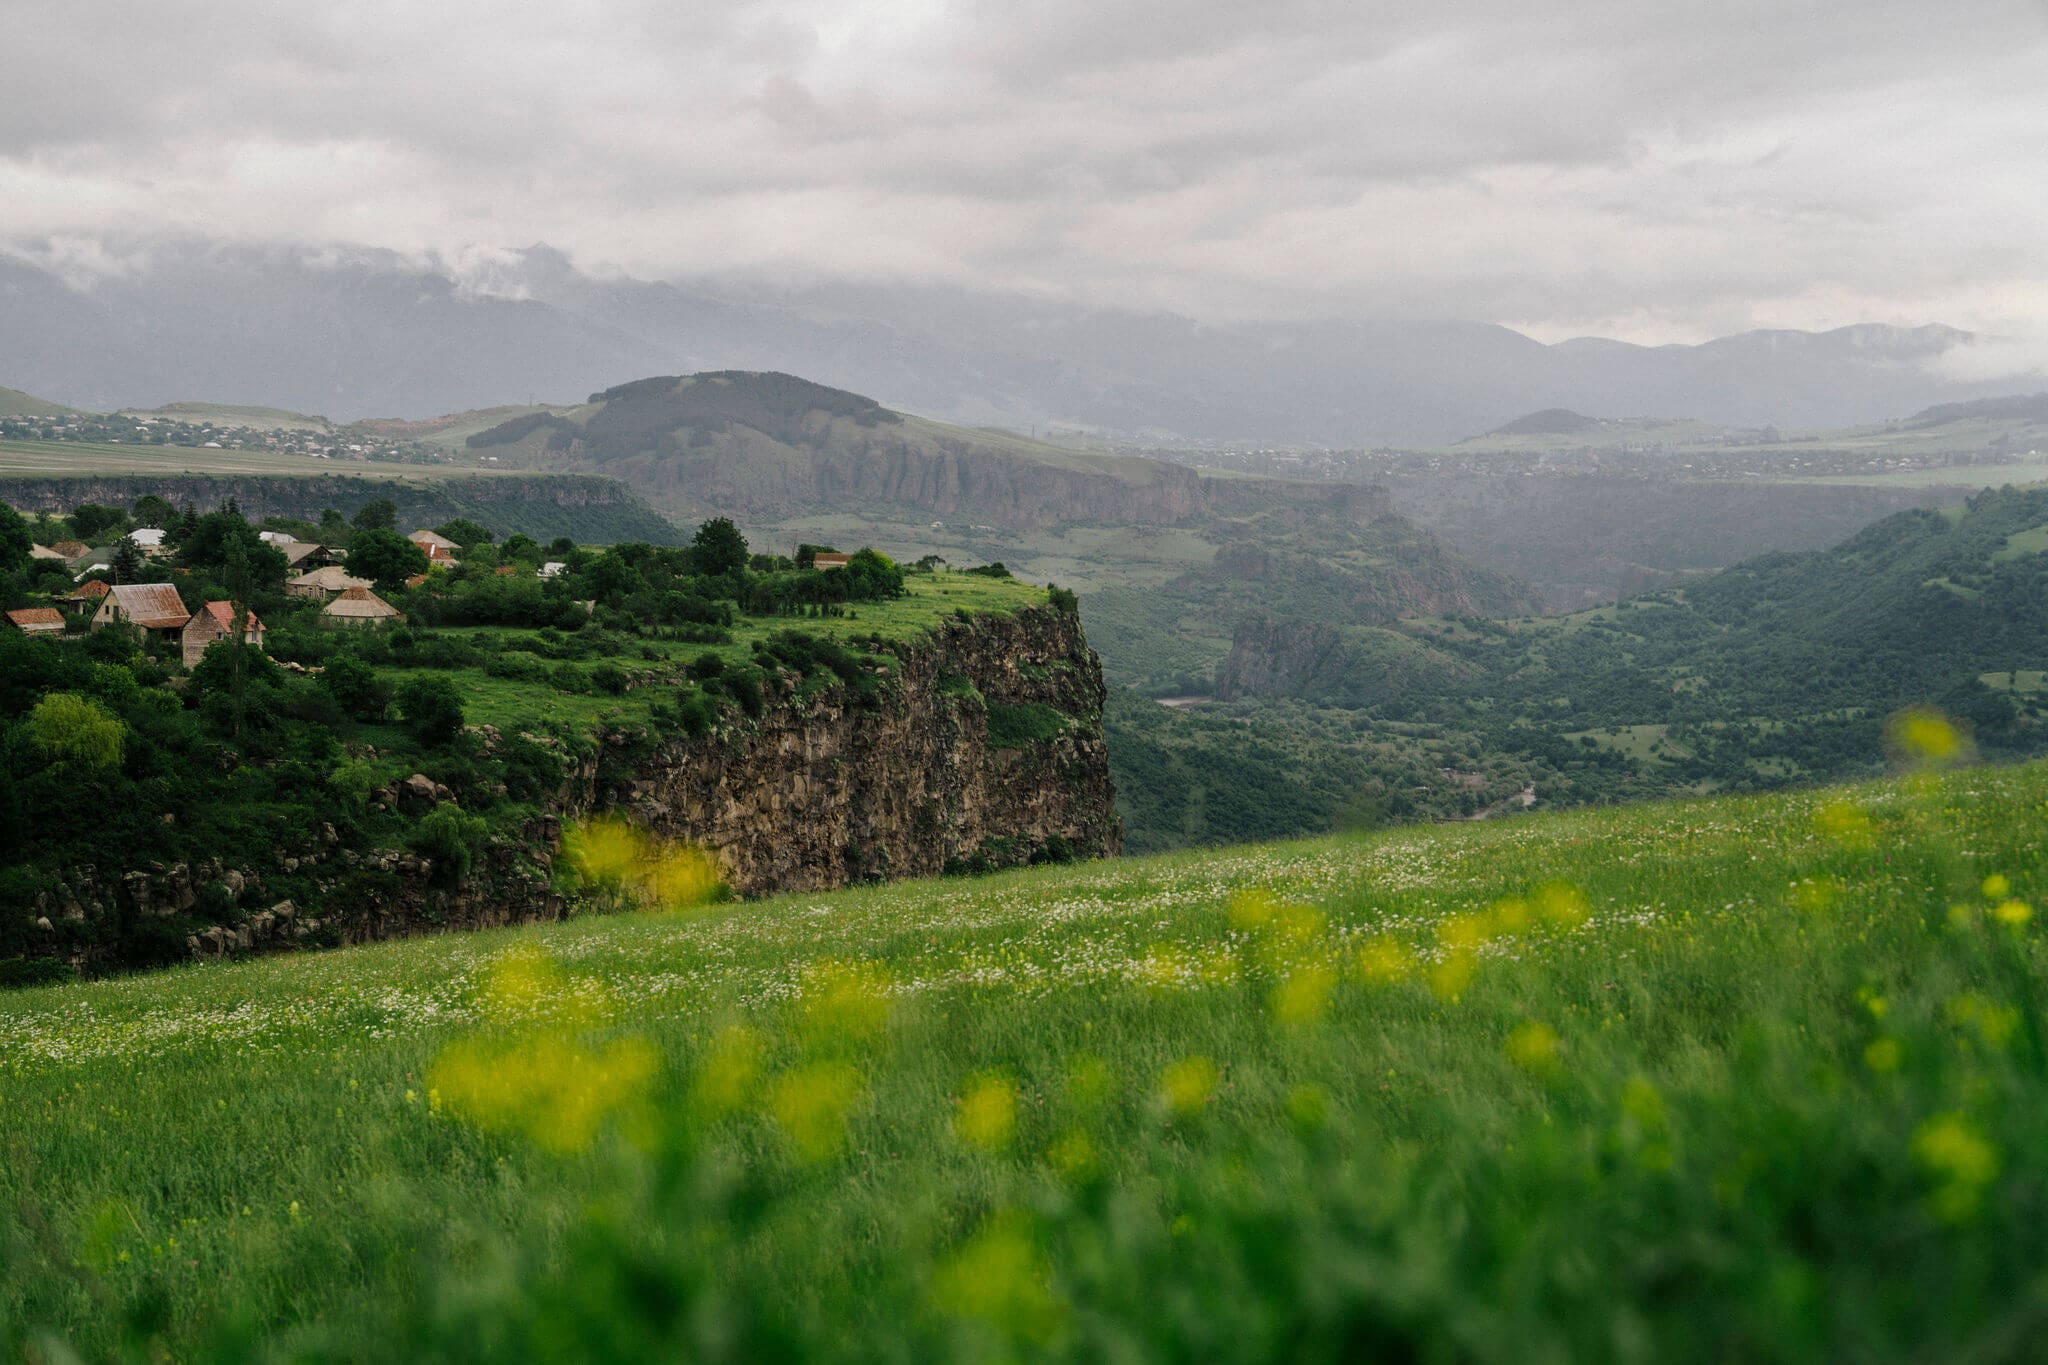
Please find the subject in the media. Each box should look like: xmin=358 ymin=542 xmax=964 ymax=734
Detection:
xmin=5 ymin=607 xmax=65 ymax=635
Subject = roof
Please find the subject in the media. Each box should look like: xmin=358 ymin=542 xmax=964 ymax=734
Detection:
xmin=404 ymin=573 xmax=428 ymax=588
xmin=323 ymin=586 xmax=401 ymax=618
xmin=6 ymin=608 xmax=64 ymax=629
xmin=65 ymin=579 xmax=111 ymax=600
xmin=280 ymin=542 xmax=325 ymax=565
xmin=29 ymin=544 xmax=66 ymax=560
xmin=813 ymin=552 xmax=853 ymax=568
xmin=128 ymin=528 xmax=166 ymax=547
xmin=408 ymin=530 xmax=460 ymax=550
xmin=195 ymin=600 xmax=264 ymax=632
xmin=49 ymin=541 xmax=89 ymax=558
xmin=101 ymin=583 xmax=191 ymax=629
xmin=288 ymin=565 xmax=373 ymax=592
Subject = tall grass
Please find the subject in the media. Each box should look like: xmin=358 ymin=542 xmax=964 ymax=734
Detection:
xmin=3 ymin=757 xmax=2045 ymax=1360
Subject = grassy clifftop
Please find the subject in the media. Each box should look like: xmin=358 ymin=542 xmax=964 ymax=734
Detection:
xmin=4 ymin=752 xmax=2045 ymax=1358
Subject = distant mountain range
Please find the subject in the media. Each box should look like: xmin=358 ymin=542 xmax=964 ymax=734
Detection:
xmin=3 ymin=240 xmax=2039 ymax=446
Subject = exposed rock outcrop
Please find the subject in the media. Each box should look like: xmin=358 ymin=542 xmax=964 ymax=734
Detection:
xmin=583 ymin=604 xmax=1120 ymax=892
xmin=10 ymin=603 xmax=1118 ymax=975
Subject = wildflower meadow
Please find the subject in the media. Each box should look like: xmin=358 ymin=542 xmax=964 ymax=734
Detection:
xmin=3 ymin=747 xmax=2046 ymax=1360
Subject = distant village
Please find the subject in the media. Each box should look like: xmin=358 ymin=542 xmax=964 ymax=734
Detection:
xmin=0 ymin=410 xmax=450 ymax=466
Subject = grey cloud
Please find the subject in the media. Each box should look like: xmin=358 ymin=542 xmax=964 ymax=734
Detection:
xmin=0 ymin=0 xmax=2044 ymax=340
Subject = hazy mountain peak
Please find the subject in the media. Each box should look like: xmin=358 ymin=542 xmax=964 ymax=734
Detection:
xmin=1 ymin=237 xmax=2040 ymax=445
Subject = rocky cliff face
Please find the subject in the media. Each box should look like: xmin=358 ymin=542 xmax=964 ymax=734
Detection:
xmin=579 ymin=604 xmax=1121 ymax=892
xmin=13 ymin=604 xmax=1118 ymax=975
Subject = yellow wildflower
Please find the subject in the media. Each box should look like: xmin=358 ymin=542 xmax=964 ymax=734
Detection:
xmin=1504 ymin=1020 xmax=1562 ymax=1075
xmin=954 ymin=1073 xmax=1019 ymax=1152
xmin=770 ymin=1061 xmax=865 ymax=1162
xmin=1912 ymin=1112 xmax=1998 ymax=1223
xmin=1159 ymin=1055 xmax=1217 ymax=1118
xmin=1269 ymin=962 xmax=1337 ymax=1029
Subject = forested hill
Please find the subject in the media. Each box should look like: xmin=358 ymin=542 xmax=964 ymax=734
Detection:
xmin=463 ymin=370 xmax=1381 ymax=531
xmin=1215 ymin=484 xmax=2048 ymax=807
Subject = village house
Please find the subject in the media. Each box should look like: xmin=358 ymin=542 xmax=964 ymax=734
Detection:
xmin=90 ymin=583 xmax=191 ymax=641
xmin=322 ymin=585 xmax=403 ymax=627
xmin=407 ymin=530 xmax=460 ymax=564
xmin=812 ymin=552 xmax=853 ymax=570
xmin=60 ymin=579 xmax=110 ymax=611
xmin=539 ymin=560 xmax=567 ymax=580
xmin=279 ymin=541 xmax=334 ymax=571
xmin=128 ymin=528 xmax=168 ymax=555
xmin=5 ymin=607 xmax=65 ymax=636
xmin=180 ymin=600 xmax=265 ymax=668
xmin=285 ymin=565 xmax=374 ymax=599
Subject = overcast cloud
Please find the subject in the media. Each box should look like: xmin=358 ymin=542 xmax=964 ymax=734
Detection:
xmin=3 ymin=0 xmax=2045 ymax=341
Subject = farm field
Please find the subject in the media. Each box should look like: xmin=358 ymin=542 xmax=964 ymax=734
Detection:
xmin=3 ymin=752 xmax=2045 ymax=1360
xmin=0 ymin=438 xmax=507 ymax=482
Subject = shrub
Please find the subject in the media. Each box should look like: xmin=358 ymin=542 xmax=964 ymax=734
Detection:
xmin=409 ymin=803 xmax=487 ymax=886
xmin=985 ymin=701 xmax=1069 ymax=749
xmin=24 ymin=693 xmax=125 ymax=771
xmin=591 ymin=663 xmax=629 ymax=695
xmin=321 ymin=655 xmax=392 ymax=721
xmin=398 ymin=676 xmax=466 ymax=747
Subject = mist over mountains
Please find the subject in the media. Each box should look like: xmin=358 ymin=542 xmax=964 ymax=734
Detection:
xmin=2 ymin=240 xmax=2037 ymax=446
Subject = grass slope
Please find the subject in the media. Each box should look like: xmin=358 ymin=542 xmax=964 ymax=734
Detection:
xmin=4 ymin=757 xmax=2046 ymax=1359
xmin=0 ymin=387 xmax=83 ymax=418
xmin=117 ymin=403 xmax=332 ymax=433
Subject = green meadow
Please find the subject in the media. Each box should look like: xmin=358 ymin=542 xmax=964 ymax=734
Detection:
xmin=3 ymin=753 xmax=2046 ymax=1361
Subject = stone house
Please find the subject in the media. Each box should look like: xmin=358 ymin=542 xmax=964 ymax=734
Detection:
xmin=181 ymin=600 xmax=266 ymax=668
xmin=90 ymin=583 xmax=191 ymax=641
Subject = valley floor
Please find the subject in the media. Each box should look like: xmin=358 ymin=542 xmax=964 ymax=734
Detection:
xmin=4 ymin=757 xmax=2046 ymax=1360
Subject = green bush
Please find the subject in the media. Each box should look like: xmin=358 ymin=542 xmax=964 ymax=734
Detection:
xmin=408 ymin=802 xmax=487 ymax=885
xmin=985 ymin=701 xmax=1069 ymax=749
xmin=397 ymin=676 xmax=466 ymax=747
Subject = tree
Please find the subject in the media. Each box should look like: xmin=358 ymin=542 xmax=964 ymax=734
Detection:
xmin=25 ymin=693 xmax=124 ymax=770
xmin=110 ymin=538 xmax=145 ymax=584
xmin=434 ymin=518 xmax=494 ymax=548
xmin=346 ymin=529 xmax=429 ymax=591
xmin=398 ymin=675 xmax=466 ymax=746
xmin=0 ymin=501 xmax=30 ymax=573
xmin=318 ymin=507 xmax=350 ymax=541
xmin=320 ymin=653 xmax=391 ymax=721
xmin=225 ymin=532 xmax=251 ymax=739
xmin=352 ymin=499 xmax=398 ymax=532
xmin=130 ymin=494 xmax=178 ymax=527
xmin=691 ymin=517 xmax=750 ymax=577
xmin=69 ymin=503 xmax=126 ymax=541
xmin=176 ymin=511 xmax=288 ymax=584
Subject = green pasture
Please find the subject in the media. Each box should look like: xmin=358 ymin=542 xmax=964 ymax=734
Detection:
xmin=4 ymin=756 xmax=2046 ymax=1360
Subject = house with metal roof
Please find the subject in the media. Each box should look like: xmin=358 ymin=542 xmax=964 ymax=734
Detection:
xmin=285 ymin=565 xmax=374 ymax=599
xmin=90 ymin=583 xmax=191 ymax=640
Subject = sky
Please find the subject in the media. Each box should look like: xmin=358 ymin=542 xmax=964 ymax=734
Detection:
xmin=3 ymin=0 xmax=2046 ymax=344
